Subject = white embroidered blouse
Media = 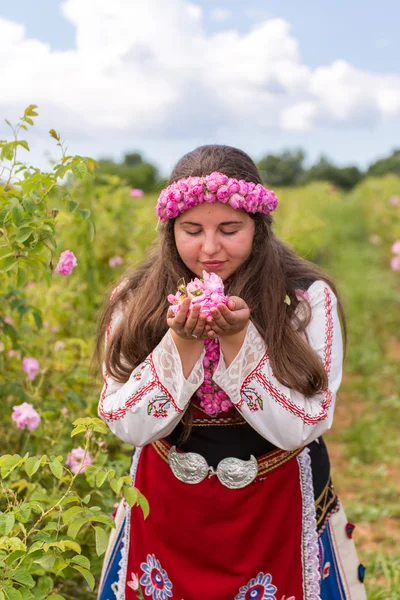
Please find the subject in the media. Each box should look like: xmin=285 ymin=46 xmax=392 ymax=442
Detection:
xmin=98 ymin=280 xmax=343 ymax=451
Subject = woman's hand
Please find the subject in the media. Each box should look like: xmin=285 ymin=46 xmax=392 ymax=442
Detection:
xmin=167 ymin=298 xmax=209 ymax=341
xmin=205 ymin=296 xmax=250 ymax=338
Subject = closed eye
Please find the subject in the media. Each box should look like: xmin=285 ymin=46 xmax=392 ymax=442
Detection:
xmin=185 ymin=231 xmax=239 ymax=236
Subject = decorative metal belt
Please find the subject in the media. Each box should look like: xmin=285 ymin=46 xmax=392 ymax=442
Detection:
xmin=152 ymin=439 xmax=304 ymax=490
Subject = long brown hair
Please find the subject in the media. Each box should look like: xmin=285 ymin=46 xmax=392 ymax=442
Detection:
xmin=95 ymin=145 xmax=346 ymax=420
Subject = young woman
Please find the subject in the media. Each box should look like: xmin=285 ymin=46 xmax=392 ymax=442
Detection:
xmin=96 ymin=145 xmax=367 ymax=600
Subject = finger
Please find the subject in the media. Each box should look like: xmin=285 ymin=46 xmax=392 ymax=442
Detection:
xmin=174 ymin=299 xmax=191 ymax=324
xmin=191 ymin=312 xmax=207 ymax=338
xmin=227 ymin=296 xmax=247 ymax=310
xmin=184 ymin=304 xmax=202 ymax=335
xmin=216 ymin=303 xmax=236 ymax=325
xmin=208 ymin=307 xmax=229 ymax=329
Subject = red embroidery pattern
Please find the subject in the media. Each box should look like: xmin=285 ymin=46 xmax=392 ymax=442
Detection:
xmin=238 ymin=286 xmax=334 ymax=424
xmin=98 ymin=355 xmax=184 ymax=421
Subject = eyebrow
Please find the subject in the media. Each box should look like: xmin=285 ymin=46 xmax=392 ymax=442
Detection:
xmin=179 ymin=220 xmax=244 ymax=226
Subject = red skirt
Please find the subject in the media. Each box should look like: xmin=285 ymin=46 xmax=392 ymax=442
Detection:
xmin=122 ymin=440 xmax=321 ymax=600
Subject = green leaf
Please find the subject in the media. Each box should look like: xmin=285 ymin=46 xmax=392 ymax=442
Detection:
xmin=24 ymin=105 xmax=38 ymax=117
xmin=94 ymin=526 xmax=108 ymax=557
xmin=37 ymin=575 xmax=53 ymax=594
xmin=5 ymin=550 xmax=25 ymax=566
xmin=81 ymin=494 xmax=90 ymax=505
xmin=17 ymin=140 xmax=30 ymax=152
xmin=0 ymin=591 xmax=4 ymax=600
xmin=49 ymin=460 xmax=63 ymax=480
xmin=11 ymin=206 xmax=24 ymax=227
xmin=78 ymin=208 xmax=90 ymax=220
xmin=95 ymin=470 xmax=107 ymax=488
xmin=11 ymin=568 xmax=35 ymax=588
xmin=1 ymin=454 xmax=23 ymax=478
xmin=62 ymin=506 xmax=84 ymax=525
xmin=71 ymin=565 xmax=95 ymax=590
xmin=23 ymin=199 xmax=36 ymax=215
xmin=72 ymin=163 xmax=87 ymax=180
xmin=67 ymin=200 xmax=79 ymax=213
xmin=60 ymin=495 xmax=80 ymax=506
xmin=16 ymin=267 xmax=28 ymax=288
xmin=3 ymin=587 xmax=22 ymax=600
xmin=109 ymin=478 xmax=119 ymax=494
xmin=24 ymin=457 xmax=41 ymax=478
xmin=1 ymin=145 xmax=14 ymax=161
xmin=0 ymin=513 xmax=15 ymax=535
xmin=15 ymin=228 xmax=33 ymax=243
xmin=47 ymin=596 xmax=66 ymax=600
xmin=284 ymin=294 xmax=291 ymax=306
xmin=0 ymin=256 xmax=18 ymax=273
xmin=15 ymin=504 xmax=31 ymax=523
xmin=49 ymin=129 xmax=60 ymax=141
xmin=33 ymin=554 xmax=55 ymax=570
xmin=70 ymin=555 xmax=90 ymax=569
xmin=67 ymin=518 xmax=87 ymax=539
xmin=138 ymin=493 xmax=150 ymax=520
xmin=31 ymin=309 xmax=42 ymax=330
xmin=70 ymin=425 xmax=86 ymax=438
xmin=123 ymin=486 xmax=138 ymax=508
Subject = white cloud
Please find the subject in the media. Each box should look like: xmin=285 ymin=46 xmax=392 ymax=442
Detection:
xmin=1 ymin=1 xmax=400 ymax=155
xmin=281 ymin=102 xmax=317 ymax=131
xmin=211 ymin=8 xmax=231 ymax=22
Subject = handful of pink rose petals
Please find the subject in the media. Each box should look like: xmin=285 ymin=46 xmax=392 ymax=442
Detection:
xmin=168 ymin=271 xmax=228 ymax=317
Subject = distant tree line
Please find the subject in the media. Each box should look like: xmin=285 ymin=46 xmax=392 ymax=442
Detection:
xmin=97 ymin=148 xmax=400 ymax=192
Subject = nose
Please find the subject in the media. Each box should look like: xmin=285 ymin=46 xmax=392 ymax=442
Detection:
xmin=202 ymin=233 xmax=222 ymax=256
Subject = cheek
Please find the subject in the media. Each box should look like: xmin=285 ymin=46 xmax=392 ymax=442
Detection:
xmin=175 ymin=235 xmax=198 ymax=260
xmin=228 ymin=233 xmax=253 ymax=257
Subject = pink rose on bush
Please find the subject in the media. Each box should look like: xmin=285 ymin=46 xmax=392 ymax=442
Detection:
xmin=130 ymin=188 xmax=144 ymax=198
xmin=66 ymin=447 xmax=93 ymax=474
xmin=12 ymin=402 xmax=41 ymax=431
xmin=391 ymin=255 xmax=400 ymax=271
xmin=391 ymin=240 xmax=400 ymax=255
xmin=55 ymin=250 xmax=77 ymax=276
xmin=4 ymin=316 xmax=14 ymax=325
xmin=389 ymin=195 xmax=400 ymax=206
xmin=109 ymin=256 xmax=124 ymax=268
xmin=22 ymin=357 xmax=40 ymax=381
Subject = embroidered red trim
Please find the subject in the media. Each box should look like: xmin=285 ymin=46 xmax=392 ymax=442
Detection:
xmin=99 ymin=376 xmax=157 ymax=420
xmin=238 ymin=286 xmax=335 ymax=424
xmin=148 ymin=354 xmax=183 ymax=413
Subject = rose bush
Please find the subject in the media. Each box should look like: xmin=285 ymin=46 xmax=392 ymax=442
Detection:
xmin=0 ymin=107 xmax=148 ymax=599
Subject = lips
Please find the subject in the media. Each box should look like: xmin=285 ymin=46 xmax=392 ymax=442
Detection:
xmin=202 ymin=261 xmax=225 ymax=266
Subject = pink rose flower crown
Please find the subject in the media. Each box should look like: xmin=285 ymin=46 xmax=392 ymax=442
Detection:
xmin=156 ymin=172 xmax=278 ymax=222
xmin=168 ymin=271 xmax=233 ymax=416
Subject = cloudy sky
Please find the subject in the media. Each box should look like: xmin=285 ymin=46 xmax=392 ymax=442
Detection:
xmin=1 ymin=0 xmax=400 ymax=175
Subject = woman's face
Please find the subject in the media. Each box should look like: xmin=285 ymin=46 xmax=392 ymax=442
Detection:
xmin=174 ymin=202 xmax=255 ymax=280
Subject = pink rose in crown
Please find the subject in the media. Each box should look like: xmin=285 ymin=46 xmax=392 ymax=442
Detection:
xmin=22 ymin=357 xmax=40 ymax=381
xmin=66 ymin=447 xmax=93 ymax=474
xmin=54 ymin=250 xmax=77 ymax=276
xmin=12 ymin=402 xmax=41 ymax=431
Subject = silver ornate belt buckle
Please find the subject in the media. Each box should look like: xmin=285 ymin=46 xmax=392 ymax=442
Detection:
xmin=168 ymin=446 xmax=258 ymax=489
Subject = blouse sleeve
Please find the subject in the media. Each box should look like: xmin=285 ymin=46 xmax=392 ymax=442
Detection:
xmin=98 ymin=300 xmax=206 ymax=447
xmin=212 ymin=280 xmax=343 ymax=451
